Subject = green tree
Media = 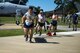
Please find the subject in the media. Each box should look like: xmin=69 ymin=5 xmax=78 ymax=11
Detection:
xmin=54 ymin=0 xmax=79 ymax=14
xmin=54 ymin=0 xmax=62 ymax=5
xmin=34 ymin=6 xmax=41 ymax=15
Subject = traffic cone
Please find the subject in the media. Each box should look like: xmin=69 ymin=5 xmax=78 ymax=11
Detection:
xmin=47 ymin=32 xmax=52 ymax=36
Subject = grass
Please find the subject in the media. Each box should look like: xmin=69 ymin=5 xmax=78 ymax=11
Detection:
xmin=0 ymin=29 xmax=66 ymax=37
xmin=0 ymin=17 xmax=80 ymax=37
xmin=0 ymin=29 xmax=24 ymax=37
xmin=0 ymin=17 xmax=80 ymax=27
xmin=0 ymin=17 xmax=21 ymax=24
xmin=0 ymin=16 xmax=80 ymax=28
xmin=57 ymin=18 xmax=80 ymax=28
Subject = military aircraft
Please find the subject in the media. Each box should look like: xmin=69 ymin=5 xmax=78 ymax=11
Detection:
xmin=0 ymin=0 xmax=37 ymax=25
xmin=0 ymin=0 xmax=28 ymax=16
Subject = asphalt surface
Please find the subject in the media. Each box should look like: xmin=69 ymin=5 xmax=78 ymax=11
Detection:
xmin=0 ymin=24 xmax=80 ymax=53
xmin=0 ymin=33 xmax=80 ymax=53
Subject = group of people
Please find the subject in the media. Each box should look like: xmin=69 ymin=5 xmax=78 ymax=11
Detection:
xmin=17 ymin=6 xmax=78 ymax=43
xmin=66 ymin=13 xmax=78 ymax=31
xmin=21 ymin=7 xmax=58 ymax=43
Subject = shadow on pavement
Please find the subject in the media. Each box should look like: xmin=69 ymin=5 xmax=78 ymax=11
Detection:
xmin=34 ymin=37 xmax=59 ymax=44
xmin=0 ymin=24 xmax=4 ymax=26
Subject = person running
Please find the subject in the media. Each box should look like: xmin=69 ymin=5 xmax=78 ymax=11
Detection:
xmin=21 ymin=6 xmax=35 ymax=43
xmin=50 ymin=13 xmax=58 ymax=35
xmin=66 ymin=13 xmax=72 ymax=28
xmin=16 ymin=9 xmax=22 ymax=25
xmin=38 ymin=10 xmax=46 ymax=36
xmin=72 ymin=13 xmax=78 ymax=31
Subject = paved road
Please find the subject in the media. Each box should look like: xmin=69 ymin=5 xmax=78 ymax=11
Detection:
xmin=0 ymin=24 xmax=21 ymax=30
xmin=0 ymin=24 xmax=80 ymax=53
xmin=0 ymin=31 xmax=80 ymax=53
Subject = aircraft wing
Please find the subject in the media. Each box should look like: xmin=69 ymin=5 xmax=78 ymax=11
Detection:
xmin=0 ymin=0 xmax=28 ymax=5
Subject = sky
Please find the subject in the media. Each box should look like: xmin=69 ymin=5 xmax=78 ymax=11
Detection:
xmin=27 ymin=0 xmax=57 ymax=12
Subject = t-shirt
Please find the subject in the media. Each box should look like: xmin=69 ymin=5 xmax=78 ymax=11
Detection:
xmin=38 ymin=14 xmax=45 ymax=23
xmin=72 ymin=14 xmax=78 ymax=21
xmin=67 ymin=14 xmax=71 ymax=19
xmin=52 ymin=14 xmax=58 ymax=20
xmin=23 ymin=12 xmax=35 ymax=25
